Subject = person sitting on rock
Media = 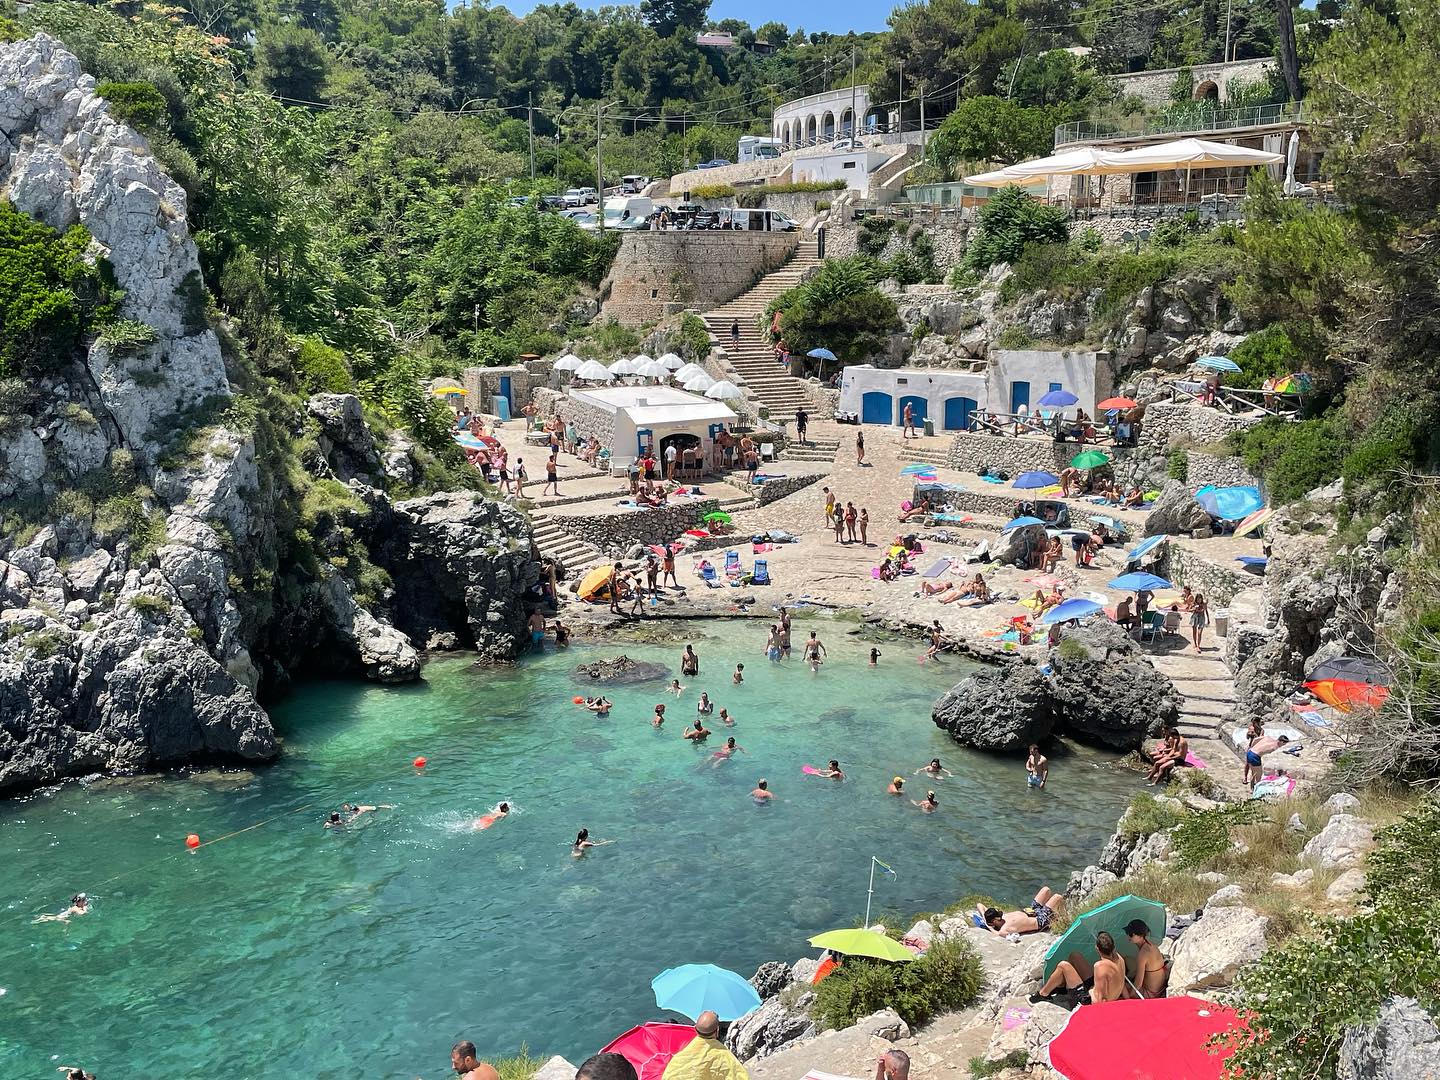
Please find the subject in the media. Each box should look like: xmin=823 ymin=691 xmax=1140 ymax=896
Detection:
xmin=978 ymin=886 xmax=1065 ymax=936
xmin=1145 ymin=727 xmax=1189 ymax=784
xmin=1028 ymin=931 xmax=1126 ymax=1005
xmin=1123 ymin=918 xmax=1168 ymax=998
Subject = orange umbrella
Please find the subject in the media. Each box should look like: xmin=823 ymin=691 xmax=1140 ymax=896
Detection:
xmin=1096 ymin=397 xmax=1138 ymax=410
xmin=1304 ymin=679 xmax=1389 ymax=712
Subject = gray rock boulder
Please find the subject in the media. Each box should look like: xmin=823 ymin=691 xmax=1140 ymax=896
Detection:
xmin=983 ymin=997 xmax=1070 ymax=1067
xmin=932 ymin=664 xmax=1054 ymax=751
xmin=1323 ymin=792 xmax=1361 ymax=813
xmin=1143 ymin=481 xmax=1214 ymax=537
xmin=1338 ymin=997 xmax=1440 ymax=1080
xmin=990 ymin=522 xmax=1048 ymax=568
xmin=1046 ymin=627 xmax=1179 ymax=750
xmin=855 ymin=1009 xmax=909 ymax=1041
xmin=1326 ymin=868 xmax=1367 ymax=903
xmin=725 ymin=989 xmax=817 ymax=1061
xmin=532 ymin=1057 xmax=577 ymax=1080
xmin=317 ymin=573 xmax=420 ymax=684
xmin=308 ymin=394 xmax=383 ymax=482
xmin=1301 ymin=814 xmax=1376 ymax=870
xmin=1169 ymin=904 xmax=1269 ymax=992
xmin=750 ymin=960 xmax=793 ymax=1000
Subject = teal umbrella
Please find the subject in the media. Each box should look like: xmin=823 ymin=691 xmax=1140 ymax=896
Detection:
xmin=1042 ymin=894 xmax=1166 ymax=980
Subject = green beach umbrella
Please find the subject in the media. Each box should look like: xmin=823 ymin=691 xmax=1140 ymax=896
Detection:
xmin=808 ymin=928 xmax=915 ymax=963
xmin=1071 ymin=450 xmax=1111 ymax=470
xmin=703 ymin=511 xmax=733 ymax=524
xmin=1042 ymin=894 xmax=1166 ymax=980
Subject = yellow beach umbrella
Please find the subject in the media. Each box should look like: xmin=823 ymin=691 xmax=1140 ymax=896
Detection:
xmin=808 ymin=928 xmax=915 ymax=963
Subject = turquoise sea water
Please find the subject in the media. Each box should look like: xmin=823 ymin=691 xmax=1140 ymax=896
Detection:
xmin=0 ymin=618 xmax=1139 ymax=1078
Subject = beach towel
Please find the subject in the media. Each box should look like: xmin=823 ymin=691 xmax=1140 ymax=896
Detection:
xmin=1290 ymin=705 xmax=1329 ymax=726
xmin=1184 ymin=751 xmax=1208 ymax=769
xmin=752 ymin=543 xmax=774 ymax=554
xmin=933 ymin=513 xmax=973 ymax=525
xmin=980 ymin=475 xmax=1004 ymax=484
xmin=871 ymin=567 xmax=882 ymax=579
xmin=920 ymin=558 xmax=951 ymax=578
xmin=1252 ymin=774 xmax=1296 ymax=799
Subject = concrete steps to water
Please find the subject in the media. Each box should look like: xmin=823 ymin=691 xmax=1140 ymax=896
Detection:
xmin=702 ymin=239 xmax=822 ymax=421
xmin=781 ymin=436 xmax=840 ymax=463
xmin=901 ymin=445 xmax=951 ymax=468
xmin=531 ymin=518 xmax=603 ymax=569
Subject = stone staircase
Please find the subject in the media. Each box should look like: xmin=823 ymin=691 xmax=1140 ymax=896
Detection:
xmin=702 ymin=237 xmax=823 ymax=422
xmin=780 ymin=434 xmax=840 ymax=463
xmin=531 ymin=517 xmax=603 ymax=570
xmin=900 ymin=444 xmax=950 ymax=468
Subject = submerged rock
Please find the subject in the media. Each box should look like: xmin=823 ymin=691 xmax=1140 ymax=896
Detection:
xmin=573 ymin=655 xmax=670 ymax=683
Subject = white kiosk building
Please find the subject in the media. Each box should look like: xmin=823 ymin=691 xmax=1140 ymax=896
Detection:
xmin=567 ymin=386 xmax=738 ymax=468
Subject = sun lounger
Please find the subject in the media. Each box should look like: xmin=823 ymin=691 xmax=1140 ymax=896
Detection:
xmin=752 ymin=559 xmax=770 ymax=585
xmin=920 ymin=558 xmax=951 ymax=578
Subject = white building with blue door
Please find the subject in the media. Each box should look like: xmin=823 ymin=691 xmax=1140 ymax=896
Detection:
xmin=837 ymin=349 xmax=1114 ymax=431
xmin=566 ymin=385 xmax=738 ymax=469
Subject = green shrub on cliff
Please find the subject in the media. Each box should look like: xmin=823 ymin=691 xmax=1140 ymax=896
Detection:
xmin=962 ymin=186 xmax=1068 ymax=272
xmin=766 ymin=258 xmax=900 ymax=371
xmin=811 ymin=933 xmax=983 ymax=1031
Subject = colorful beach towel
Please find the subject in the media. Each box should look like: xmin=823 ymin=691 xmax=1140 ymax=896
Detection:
xmin=1252 ymin=774 xmax=1296 ymax=799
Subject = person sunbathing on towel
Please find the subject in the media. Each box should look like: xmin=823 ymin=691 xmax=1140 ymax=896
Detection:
xmin=978 ymin=886 xmax=1066 ymax=936
xmin=898 ymin=498 xmax=931 ymax=523
xmin=921 ymin=580 xmax=955 ymax=596
xmin=940 ymin=575 xmax=990 ymax=604
xmin=1122 ymin=486 xmax=1146 ymax=508
xmin=878 ymin=558 xmax=899 ymax=582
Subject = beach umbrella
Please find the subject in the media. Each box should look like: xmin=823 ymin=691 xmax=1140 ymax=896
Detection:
xmin=1305 ymin=678 xmax=1389 ymax=712
xmin=900 ymin=464 xmax=937 ymax=476
xmin=1047 ymin=996 xmax=1245 ymax=1080
xmin=705 ymin=380 xmax=743 ymax=401
xmin=808 ymin=928 xmax=915 ymax=963
xmin=806 ymin=348 xmax=838 ymax=361
xmin=683 ymin=373 xmax=717 ymax=393
xmin=1096 ymin=396 xmax=1137 ymax=411
xmin=1107 ymin=572 xmax=1172 ymax=592
xmin=601 ymin=1023 xmax=697 ymax=1080
xmin=1070 ymin=450 xmax=1111 ymax=470
xmin=1272 ymin=372 xmax=1313 ymax=393
xmin=553 ymin=353 xmax=583 ymax=372
xmin=1036 ymin=389 xmax=1079 ymax=408
xmin=1125 ymin=535 xmax=1167 ymax=562
xmin=1236 ymin=555 xmax=1268 ymax=569
xmin=1195 ymin=485 xmax=1263 ymax=521
xmin=703 ymin=511 xmax=733 ymax=525
xmin=1194 ymin=355 xmax=1241 ymax=373
xmin=1040 ymin=597 xmax=1103 ymax=625
xmin=634 ymin=359 xmax=671 ymax=379
xmin=1233 ymin=507 xmax=1273 ymax=538
xmin=574 ymin=360 xmax=615 ymax=382
xmin=651 ymin=964 xmax=762 ymax=1022
xmin=454 ymin=433 xmax=488 ymax=450
xmin=576 ymin=565 xmax=615 ymax=602
xmin=609 ymin=357 xmax=636 ymax=376
xmin=1309 ymin=656 xmax=1390 ymax=686
xmin=431 ymin=384 xmax=467 ymax=397
xmin=658 ymin=352 xmax=685 ymax=370
xmin=675 ymin=362 xmax=707 ymax=382
xmin=1042 ymin=894 xmax=1165 ymax=981
xmin=631 ymin=353 xmax=654 ymax=367
xmin=1002 ymin=516 xmax=1045 ymax=531
xmin=1012 ymin=471 xmax=1060 ymax=489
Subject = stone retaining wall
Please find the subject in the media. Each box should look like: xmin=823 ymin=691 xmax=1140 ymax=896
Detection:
xmin=602 ymin=231 xmax=798 ymax=325
xmin=530 ymin=388 xmax=615 ymax=455
xmin=543 ymin=500 xmax=721 ymax=557
xmin=1137 ymin=401 xmax=1261 ymax=450
xmin=800 ymin=380 xmax=840 ymax=418
xmin=733 ymin=469 xmax=825 ymax=506
xmin=1158 ymin=542 xmax=1256 ymax=607
xmin=822 ymin=219 xmax=969 ymax=274
xmin=1185 ymin=449 xmax=1262 ymax=490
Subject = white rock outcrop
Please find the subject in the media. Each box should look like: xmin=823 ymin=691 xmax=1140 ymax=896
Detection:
xmin=1168 ymin=904 xmax=1270 ymax=992
xmin=1301 ymin=813 xmax=1377 ymax=870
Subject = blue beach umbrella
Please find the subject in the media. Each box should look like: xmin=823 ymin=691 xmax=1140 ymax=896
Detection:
xmin=651 ymin=964 xmax=761 ymax=1022
xmin=806 ymin=348 xmax=837 ymax=361
xmin=1195 ymin=355 xmax=1241 ymax=373
xmin=1236 ymin=555 xmax=1268 ymax=568
xmin=1108 ymin=572 xmax=1172 ymax=592
xmin=1002 ymin=515 xmax=1045 ymax=531
xmin=454 ymin=433 xmax=487 ymax=450
xmin=1043 ymin=894 xmax=1166 ymax=980
xmin=1040 ymin=597 xmax=1104 ymax=625
xmin=1012 ymin=470 xmax=1060 ymax=489
xmin=1125 ymin=535 xmax=1167 ymax=562
xmin=900 ymin=464 xmax=937 ymax=476
xmin=1195 ymin=485 xmax=1264 ymax=521
xmin=1036 ymin=389 xmax=1079 ymax=408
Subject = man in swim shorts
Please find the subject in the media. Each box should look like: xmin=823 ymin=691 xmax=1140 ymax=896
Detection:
xmin=711 ymin=737 xmax=744 ymax=765
xmin=683 ymin=719 xmax=711 ymax=742
xmin=1244 ymin=732 xmax=1289 ymax=790
xmin=751 ymin=779 xmax=774 ymax=801
xmin=978 ymin=886 xmax=1065 ymax=935
xmin=452 ymin=1040 xmax=500 ymax=1080
xmin=913 ymin=791 xmax=938 ymax=813
xmin=527 ymin=610 xmax=546 ymax=647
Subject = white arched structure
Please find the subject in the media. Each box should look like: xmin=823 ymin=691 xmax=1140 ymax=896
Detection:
xmin=772 ymin=85 xmax=872 ymax=149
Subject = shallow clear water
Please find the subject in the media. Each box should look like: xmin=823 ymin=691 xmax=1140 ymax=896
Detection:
xmin=0 ymin=618 xmax=1138 ymax=1078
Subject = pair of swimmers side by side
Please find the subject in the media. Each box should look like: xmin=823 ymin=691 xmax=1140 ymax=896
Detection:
xmin=324 ymin=803 xmax=395 ymax=829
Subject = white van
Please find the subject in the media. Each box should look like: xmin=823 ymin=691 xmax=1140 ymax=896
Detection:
xmin=717 ymin=207 xmax=796 ymax=232
xmin=621 ymin=175 xmax=651 ymax=194
xmin=601 ymin=195 xmax=654 ymax=227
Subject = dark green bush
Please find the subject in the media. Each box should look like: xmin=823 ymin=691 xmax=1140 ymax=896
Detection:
xmin=1167 ymin=449 xmax=1188 ymax=481
xmin=964 ymin=186 xmax=1069 ymax=271
xmin=296 ymin=336 xmax=354 ymax=394
xmin=857 ymin=216 xmax=895 ymax=257
xmin=811 ymin=934 xmax=983 ymax=1030
xmin=1170 ymin=801 xmax=1261 ymax=868
xmin=96 ymin=80 xmax=169 ymax=133
xmin=1229 ymin=415 xmax=1343 ymax=504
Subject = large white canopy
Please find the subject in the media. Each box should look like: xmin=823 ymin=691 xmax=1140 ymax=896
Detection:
xmin=633 ymin=359 xmax=671 ymax=378
xmin=966 ymin=147 xmax=1119 ymax=186
xmin=574 ymin=360 xmax=615 ymax=381
xmin=1098 ymin=138 xmax=1284 ymax=173
xmin=704 ymin=380 xmax=744 ymax=401
xmin=553 ymin=353 xmax=583 ymax=372
xmin=630 ymin=353 xmax=654 ymax=367
xmin=674 ymin=362 xmax=707 ymax=382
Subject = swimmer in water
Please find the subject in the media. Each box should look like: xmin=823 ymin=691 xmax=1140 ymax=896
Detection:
xmin=474 ymin=802 xmax=510 ymax=830
xmin=913 ymin=790 xmax=939 ymax=813
xmin=887 ymin=776 xmax=905 ymax=795
xmin=751 ymin=778 xmax=774 ymax=802
xmin=34 ymin=893 xmax=89 ymax=923
xmin=586 ymin=697 xmax=612 ymax=714
xmin=869 ymin=648 xmax=881 ymax=666
xmin=652 ymin=703 xmax=666 ymax=727
xmin=696 ymin=692 xmax=714 ymax=715
xmin=683 ymin=718 xmax=711 ymax=742
xmin=710 ymin=736 xmax=745 ymax=765
xmin=915 ymin=758 xmax=953 ymax=779
xmin=804 ymin=631 xmax=827 ymax=672
xmin=732 ymin=663 xmax=744 ymax=684
xmin=668 ymin=679 xmax=686 ymax=696
xmin=718 ymin=707 xmax=735 ymax=726
xmin=570 ymin=828 xmax=614 ymax=857
xmin=819 ymin=759 xmax=844 ymax=780
xmin=326 ymin=803 xmax=393 ymax=827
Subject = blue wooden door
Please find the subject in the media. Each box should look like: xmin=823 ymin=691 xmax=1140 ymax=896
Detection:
xmin=861 ymin=391 xmax=893 ymax=425
xmin=498 ymin=375 xmax=513 ymax=406
xmin=943 ymin=396 xmax=977 ymax=430
xmin=1010 ymin=380 xmax=1030 ymax=414
xmin=898 ymin=395 xmax=927 ymax=427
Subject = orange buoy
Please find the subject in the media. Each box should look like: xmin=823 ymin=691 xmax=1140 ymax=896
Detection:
xmin=185 ymin=834 xmax=201 ymax=849
xmin=573 ymin=696 xmax=584 ymax=705
xmin=413 ymin=756 xmax=427 ymax=768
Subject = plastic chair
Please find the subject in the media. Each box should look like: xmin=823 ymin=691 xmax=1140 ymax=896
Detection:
xmin=1139 ymin=611 xmax=1164 ymax=643
xmin=752 ymin=558 xmax=770 ymax=585
xmin=724 ymin=550 xmax=741 ymax=573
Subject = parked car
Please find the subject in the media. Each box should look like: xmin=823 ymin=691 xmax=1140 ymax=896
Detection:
xmin=569 ymin=211 xmax=598 ymax=228
xmin=539 ymin=194 xmax=567 ymax=210
xmin=562 ymin=187 xmax=598 ymax=207
xmin=620 ymin=174 xmax=652 ymax=194
xmin=507 ymin=195 xmax=530 ymax=207
xmin=696 ymin=159 xmax=731 ymax=169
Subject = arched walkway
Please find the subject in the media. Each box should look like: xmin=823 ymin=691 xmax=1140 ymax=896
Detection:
xmin=839 ymin=108 xmax=853 ymax=136
xmin=1194 ymin=80 xmax=1219 ymax=102
xmin=821 ymin=111 xmax=835 ymax=140
xmin=805 ymin=115 xmax=817 ymax=144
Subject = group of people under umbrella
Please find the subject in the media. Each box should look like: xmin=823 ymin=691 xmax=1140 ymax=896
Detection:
xmin=553 ymin=352 xmax=744 ymax=403
xmin=590 ymin=900 xmax=1246 ymax=1080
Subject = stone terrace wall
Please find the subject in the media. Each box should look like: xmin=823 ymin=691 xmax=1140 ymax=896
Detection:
xmin=531 ymin=388 xmax=614 ymax=454
xmin=1186 ymin=449 xmax=1262 ymax=490
xmin=602 ymin=232 xmax=799 ymax=325
xmin=730 ymin=470 xmax=825 ymax=506
xmin=1107 ymin=58 xmax=1275 ymax=108
xmin=544 ymin=500 xmax=721 ymax=556
xmin=823 ymin=218 xmax=969 ymax=273
xmin=1157 ymin=542 xmax=1255 ymax=606
xmin=946 ymin=431 xmax=1078 ymax=475
xmin=1137 ymin=402 xmax=1261 ymax=451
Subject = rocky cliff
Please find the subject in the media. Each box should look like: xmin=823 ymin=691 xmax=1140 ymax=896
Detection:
xmin=0 ymin=36 xmax=537 ymax=795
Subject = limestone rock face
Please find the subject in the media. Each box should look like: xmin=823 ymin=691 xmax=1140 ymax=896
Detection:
xmin=308 ymin=394 xmax=383 ymax=482
xmin=317 ymin=573 xmax=420 ymax=684
xmin=1168 ymin=904 xmax=1269 ymax=992
xmin=1144 ymin=480 xmax=1214 ymax=537
xmin=932 ymin=664 xmax=1054 ymax=751
xmin=1301 ymin=813 xmax=1376 ymax=870
xmin=725 ymin=990 xmax=817 ymax=1061
xmin=1338 ymin=997 xmax=1440 ymax=1080
xmin=749 ymin=961 xmax=793 ymax=1000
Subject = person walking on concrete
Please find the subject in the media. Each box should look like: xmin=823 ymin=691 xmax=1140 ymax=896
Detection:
xmin=729 ymin=319 xmax=740 ymax=347
xmin=794 ymin=408 xmax=808 ymax=445
xmin=902 ymin=401 xmax=916 ymax=440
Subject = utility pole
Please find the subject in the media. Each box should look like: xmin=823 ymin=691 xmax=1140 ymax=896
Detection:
xmin=897 ymin=61 xmax=904 ymax=133
xmin=596 ymin=99 xmax=605 ymax=231
xmin=527 ymin=93 xmax=535 ymax=180
xmin=919 ymin=81 xmax=926 ymax=154
xmin=1223 ymin=0 xmax=1233 ymax=62
xmin=849 ymin=45 xmax=857 ymax=141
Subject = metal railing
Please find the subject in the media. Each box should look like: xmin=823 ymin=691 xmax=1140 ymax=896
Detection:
xmin=1054 ymin=101 xmax=1306 ymax=147
xmin=1168 ymin=382 xmax=1304 ymax=419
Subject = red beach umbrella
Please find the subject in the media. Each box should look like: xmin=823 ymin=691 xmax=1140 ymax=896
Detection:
xmin=1304 ymin=678 xmax=1389 ymax=712
xmin=1048 ymin=997 xmax=1246 ymax=1080
xmin=1096 ymin=397 xmax=1138 ymax=410
xmin=600 ymin=1023 xmax=697 ymax=1080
